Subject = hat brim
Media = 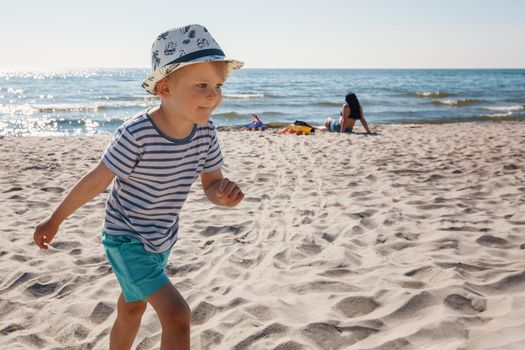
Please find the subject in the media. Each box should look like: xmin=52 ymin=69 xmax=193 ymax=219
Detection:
xmin=142 ymin=56 xmax=244 ymax=95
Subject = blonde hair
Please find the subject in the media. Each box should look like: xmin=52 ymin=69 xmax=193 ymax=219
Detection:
xmin=155 ymin=61 xmax=229 ymax=94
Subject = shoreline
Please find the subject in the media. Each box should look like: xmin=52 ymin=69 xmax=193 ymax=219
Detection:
xmin=223 ymin=117 xmax=525 ymax=130
xmin=1 ymin=119 xmax=524 ymax=138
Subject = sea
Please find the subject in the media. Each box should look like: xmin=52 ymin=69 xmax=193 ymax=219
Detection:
xmin=1 ymin=69 xmax=524 ymax=136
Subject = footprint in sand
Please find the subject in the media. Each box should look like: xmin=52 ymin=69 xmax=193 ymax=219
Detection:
xmin=245 ymin=305 xmax=273 ymax=322
xmin=89 ymin=302 xmax=115 ymax=324
xmin=475 ymin=235 xmax=510 ymax=248
xmin=10 ymin=254 xmax=30 ymax=263
xmin=51 ymin=241 xmax=81 ymax=250
xmin=503 ymin=164 xmax=519 ymax=171
xmin=352 ymin=226 xmax=364 ymax=234
xmin=201 ymin=224 xmax=244 ymax=237
xmin=395 ymin=232 xmax=418 ymax=241
xmin=2 ymin=186 xmax=23 ymax=193
xmin=320 ymin=268 xmax=352 ymax=278
xmin=301 ymin=322 xmax=378 ymax=349
xmin=298 ymin=242 xmax=323 ymax=256
xmin=233 ymin=323 xmax=288 ymax=350
xmin=443 ymin=294 xmax=486 ymax=314
xmin=424 ymin=174 xmax=445 ymax=182
xmin=73 ymin=324 xmax=90 ymax=339
xmin=192 ymin=301 xmax=219 ymax=325
xmin=25 ymin=282 xmax=59 ymax=298
xmin=200 ymin=329 xmax=224 ymax=349
xmin=335 ymin=296 xmax=380 ymax=317
xmin=484 ymin=271 xmax=525 ymax=294
xmin=360 ymin=218 xmax=377 ymax=229
xmin=273 ymin=340 xmax=305 ymax=350
xmin=321 ymin=232 xmax=336 ymax=243
xmin=41 ymin=187 xmax=65 ymax=194
xmin=69 ymin=248 xmax=82 ymax=256
xmin=387 ymin=291 xmax=437 ymax=319
xmin=5 ymin=272 xmax=36 ymax=292
xmin=350 ymin=190 xmax=373 ymax=198
xmin=27 ymin=201 xmax=50 ymax=209
xmin=18 ymin=334 xmax=47 ymax=348
xmin=0 ymin=324 xmax=24 ymax=336
xmin=382 ymin=218 xmax=396 ymax=226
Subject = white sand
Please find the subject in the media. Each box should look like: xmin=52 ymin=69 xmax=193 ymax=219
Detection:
xmin=1 ymin=122 xmax=524 ymax=349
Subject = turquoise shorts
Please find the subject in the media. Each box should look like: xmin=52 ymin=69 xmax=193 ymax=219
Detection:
xmin=101 ymin=231 xmax=172 ymax=303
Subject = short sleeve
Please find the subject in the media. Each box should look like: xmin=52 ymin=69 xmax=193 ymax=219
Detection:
xmin=102 ymin=126 xmax=141 ymax=178
xmin=202 ymin=123 xmax=224 ymax=173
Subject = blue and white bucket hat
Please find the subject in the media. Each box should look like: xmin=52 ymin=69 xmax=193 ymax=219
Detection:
xmin=142 ymin=24 xmax=244 ymax=95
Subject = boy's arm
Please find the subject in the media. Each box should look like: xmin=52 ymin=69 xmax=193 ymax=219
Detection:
xmin=33 ymin=160 xmax=116 ymax=249
xmin=200 ymin=168 xmax=244 ymax=208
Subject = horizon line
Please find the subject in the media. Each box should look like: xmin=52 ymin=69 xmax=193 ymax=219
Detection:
xmin=1 ymin=66 xmax=525 ymax=72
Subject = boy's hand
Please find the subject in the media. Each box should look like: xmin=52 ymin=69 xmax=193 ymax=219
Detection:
xmin=33 ymin=217 xmax=59 ymax=249
xmin=216 ymin=178 xmax=244 ymax=207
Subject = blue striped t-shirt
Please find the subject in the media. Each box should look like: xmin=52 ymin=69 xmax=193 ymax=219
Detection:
xmin=101 ymin=111 xmax=223 ymax=252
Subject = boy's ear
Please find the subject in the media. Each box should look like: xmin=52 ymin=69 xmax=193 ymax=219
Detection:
xmin=155 ymin=77 xmax=170 ymax=97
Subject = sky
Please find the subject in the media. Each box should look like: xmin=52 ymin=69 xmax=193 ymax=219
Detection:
xmin=1 ymin=0 xmax=524 ymax=70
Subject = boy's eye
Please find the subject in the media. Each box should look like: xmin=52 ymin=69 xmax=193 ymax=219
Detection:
xmin=196 ymin=83 xmax=223 ymax=90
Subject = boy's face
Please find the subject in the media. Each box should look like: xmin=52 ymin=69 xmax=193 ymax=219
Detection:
xmin=161 ymin=62 xmax=224 ymax=125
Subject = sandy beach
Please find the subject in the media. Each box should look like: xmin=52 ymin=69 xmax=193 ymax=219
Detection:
xmin=1 ymin=121 xmax=524 ymax=349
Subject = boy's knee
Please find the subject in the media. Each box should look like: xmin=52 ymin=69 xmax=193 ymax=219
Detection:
xmin=119 ymin=301 xmax=147 ymax=320
xmin=160 ymin=301 xmax=191 ymax=329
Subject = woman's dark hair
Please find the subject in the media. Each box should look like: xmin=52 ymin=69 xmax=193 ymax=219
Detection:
xmin=345 ymin=92 xmax=362 ymax=119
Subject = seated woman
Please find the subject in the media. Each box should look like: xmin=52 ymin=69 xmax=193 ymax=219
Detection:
xmin=321 ymin=92 xmax=372 ymax=133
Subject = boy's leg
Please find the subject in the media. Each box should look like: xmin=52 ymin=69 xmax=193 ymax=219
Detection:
xmin=147 ymin=282 xmax=191 ymax=350
xmin=110 ymin=293 xmax=147 ymax=350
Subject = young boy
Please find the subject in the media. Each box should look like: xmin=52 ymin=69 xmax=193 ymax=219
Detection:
xmin=33 ymin=24 xmax=244 ymax=350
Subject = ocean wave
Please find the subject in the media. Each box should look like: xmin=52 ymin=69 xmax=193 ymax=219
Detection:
xmin=0 ymin=116 xmax=126 ymax=136
xmin=317 ymin=101 xmax=341 ymax=107
xmin=412 ymin=91 xmax=455 ymax=98
xmin=431 ymin=99 xmax=488 ymax=107
xmin=212 ymin=111 xmax=284 ymax=120
xmin=29 ymin=101 xmax=151 ymax=113
xmin=212 ymin=112 xmax=247 ymax=120
xmin=223 ymin=93 xmax=264 ymax=100
xmin=396 ymin=114 xmax=525 ymax=124
xmin=31 ymin=103 xmax=111 ymax=113
xmin=132 ymin=95 xmax=159 ymax=101
xmin=7 ymin=88 xmax=25 ymax=95
xmin=93 ymin=95 xmax=159 ymax=102
xmin=256 ymin=111 xmax=286 ymax=117
xmin=481 ymin=105 xmax=524 ymax=112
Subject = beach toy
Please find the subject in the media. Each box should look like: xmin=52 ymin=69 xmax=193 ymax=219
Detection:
xmin=278 ymin=121 xmax=316 ymax=135
xmin=245 ymin=114 xmax=267 ymax=131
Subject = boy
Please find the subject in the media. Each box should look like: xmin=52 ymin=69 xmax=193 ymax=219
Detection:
xmin=33 ymin=24 xmax=244 ymax=350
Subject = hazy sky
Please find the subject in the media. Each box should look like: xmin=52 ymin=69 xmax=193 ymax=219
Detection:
xmin=1 ymin=0 xmax=524 ymax=69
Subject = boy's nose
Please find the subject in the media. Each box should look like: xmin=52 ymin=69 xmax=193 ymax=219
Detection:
xmin=207 ymin=87 xmax=220 ymax=99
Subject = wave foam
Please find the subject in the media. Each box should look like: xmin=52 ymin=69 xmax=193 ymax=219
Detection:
xmin=317 ymin=102 xmax=341 ymax=107
xmin=223 ymin=93 xmax=263 ymax=100
xmin=481 ymin=105 xmax=524 ymax=112
xmin=432 ymin=99 xmax=487 ymax=107
xmin=413 ymin=91 xmax=454 ymax=98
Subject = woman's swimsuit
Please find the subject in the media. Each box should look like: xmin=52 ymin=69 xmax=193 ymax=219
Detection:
xmin=341 ymin=106 xmax=361 ymax=120
xmin=329 ymin=119 xmax=352 ymax=133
